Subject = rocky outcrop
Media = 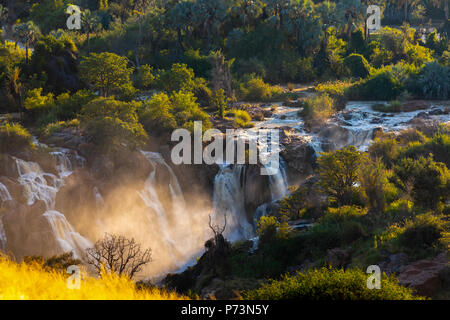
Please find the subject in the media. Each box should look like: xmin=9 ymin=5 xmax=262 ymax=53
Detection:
xmin=243 ymin=165 xmax=272 ymax=220
xmin=397 ymin=252 xmax=449 ymax=297
xmin=280 ymin=128 xmax=316 ymax=176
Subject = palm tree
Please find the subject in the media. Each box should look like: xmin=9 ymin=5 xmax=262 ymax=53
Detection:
xmin=13 ymin=21 xmax=40 ymax=64
xmin=82 ymin=9 xmax=99 ymax=54
xmin=397 ymin=0 xmax=421 ymax=22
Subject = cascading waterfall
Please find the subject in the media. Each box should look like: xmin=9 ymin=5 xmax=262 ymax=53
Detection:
xmin=210 ymin=164 xmax=253 ymax=242
xmin=14 ymin=150 xmax=91 ymax=259
xmin=138 ymin=151 xmax=204 ymax=274
xmin=0 ymin=182 xmax=11 ymax=252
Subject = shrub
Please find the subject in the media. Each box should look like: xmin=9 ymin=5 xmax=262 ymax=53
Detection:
xmin=399 ymin=214 xmax=444 ymax=251
xmin=347 ymin=72 xmax=403 ymax=100
xmin=393 ymin=155 xmax=450 ymax=209
xmin=371 ymin=100 xmax=402 ymax=113
xmin=244 ymin=267 xmax=421 ymax=300
xmin=134 ymin=64 xmax=155 ymax=89
xmin=80 ymin=97 xmax=148 ymax=152
xmin=399 ymin=134 xmax=450 ymax=167
xmin=418 ymin=62 xmax=450 ymax=99
xmin=154 ymin=63 xmax=195 ymax=93
xmin=358 ymin=157 xmax=388 ymax=212
xmin=24 ymin=88 xmax=54 ymax=113
xmin=299 ymin=93 xmax=335 ymax=128
xmin=343 ymin=54 xmax=371 ymax=78
xmin=0 ymin=122 xmax=34 ymax=154
xmin=317 ymin=146 xmax=363 ymax=206
xmin=257 ymin=216 xmax=279 ymax=245
xmin=139 ymin=93 xmax=177 ymax=134
xmin=239 ymin=75 xmax=283 ymax=102
xmin=79 ymin=52 xmax=134 ymax=97
xmin=368 ymin=138 xmax=399 ymax=168
xmin=228 ymin=109 xmax=253 ymax=128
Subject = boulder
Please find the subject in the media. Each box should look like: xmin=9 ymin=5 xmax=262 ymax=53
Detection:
xmin=280 ymin=128 xmax=316 ymax=175
xmin=397 ymin=252 xmax=448 ymax=297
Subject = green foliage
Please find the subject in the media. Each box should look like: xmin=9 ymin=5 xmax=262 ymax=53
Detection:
xmin=348 ymin=72 xmax=403 ymax=101
xmin=154 ymin=63 xmax=195 ymax=93
xmin=393 ymin=155 xmax=450 ymax=209
xmin=79 ymin=97 xmax=148 ymax=152
xmin=28 ymin=0 xmax=69 ymax=34
xmin=400 ymin=134 xmax=450 ymax=167
xmin=0 ymin=122 xmax=34 ymax=154
xmin=134 ymin=65 xmax=155 ymax=89
xmin=307 ymin=206 xmax=368 ymax=252
xmin=257 ymin=216 xmax=279 ymax=245
xmin=399 ymin=214 xmax=444 ymax=251
xmin=238 ymin=75 xmax=283 ymax=102
xmin=343 ymin=54 xmax=371 ymax=79
xmin=79 ymin=52 xmax=134 ymax=97
xmin=228 ymin=109 xmax=252 ymax=128
xmin=317 ymin=146 xmax=363 ymax=206
xmin=244 ymin=267 xmax=421 ymax=300
xmin=139 ymin=91 xmax=211 ymax=134
xmin=358 ymin=157 xmax=389 ymax=212
xmin=212 ymin=89 xmax=228 ymax=119
xmin=371 ymin=100 xmax=402 ymax=113
xmin=369 ymin=138 xmax=399 ymax=169
xmin=24 ymin=88 xmax=54 ymax=113
xmin=418 ymin=62 xmax=450 ymax=99
xmin=299 ymin=93 xmax=335 ymax=128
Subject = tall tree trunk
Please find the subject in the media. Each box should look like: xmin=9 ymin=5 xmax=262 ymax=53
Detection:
xmin=404 ymin=0 xmax=408 ymax=22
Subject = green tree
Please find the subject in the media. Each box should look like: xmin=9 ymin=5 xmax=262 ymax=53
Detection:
xmin=393 ymin=155 xmax=450 ymax=210
xmin=82 ymin=9 xmax=100 ymax=54
xmin=79 ymin=52 xmax=134 ymax=97
xmin=317 ymin=146 xmax=363 ymax=206
xmin=155 ymin=63 xmax=195 ymax=93
xmin=212 ymin=88 xmax=228 ymax=119
xmin=13 ymin=21 xmax=40 ymax=64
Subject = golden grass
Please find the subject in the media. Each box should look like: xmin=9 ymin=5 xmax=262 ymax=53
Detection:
xmin=0 ymin=256 xmax=187 ymax=300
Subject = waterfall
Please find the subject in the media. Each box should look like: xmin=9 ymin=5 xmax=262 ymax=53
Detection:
xmin=0 ymin=182 xmax=12 ymax=202
xmin=267 ymin=158 xmax=289 ymax=201
xmin=14 ymin=150 xmax=91 ymax=259
xmin=0 ymin=182 xmax=12 ymax=252
xmin=139 ymin=151 xmax=201 ymax=272
xmin=210 ymin=164 xmax=253 ymax=241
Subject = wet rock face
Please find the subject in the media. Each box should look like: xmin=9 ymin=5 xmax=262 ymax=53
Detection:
xmin=2 ymin=200 xmax=59 ymax=259
xmin=243 ymin=165 xmax=272 ymax=221
xmin=397 ymin=252 xmax=449 ymax=297
xmin=280 ymin=128 xmax=316 ymax=176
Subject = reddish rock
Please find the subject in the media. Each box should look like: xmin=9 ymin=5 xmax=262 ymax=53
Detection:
xmin=398 ymin=253 xmax=448 ymax=297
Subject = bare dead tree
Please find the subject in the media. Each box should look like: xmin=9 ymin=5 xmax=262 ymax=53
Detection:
xmin=204 ymin=214 xmax=231 ymax=277
xmin=85 ymin=233 xmax=152 ymax=279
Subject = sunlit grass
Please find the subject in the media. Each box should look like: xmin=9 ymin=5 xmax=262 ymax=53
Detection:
xmin=0 ymin=256 xmax=187 ymax=300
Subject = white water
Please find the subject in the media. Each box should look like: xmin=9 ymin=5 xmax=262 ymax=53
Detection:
xmin=210 ymin=164 xmax=253 ymax=241
xmin=14 ymin=149 xmax=91 ymax=259
xmin=136 ymin=151 xmax=208 ymax=276
xmin=0 ymin=182 xmax=12 ymax=202
xmin=0 ymin=182 xmax=12 ymax=252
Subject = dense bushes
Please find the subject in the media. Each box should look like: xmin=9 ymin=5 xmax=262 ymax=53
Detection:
xmin=0 ymin=122 xmax=34 ymax=154
xmin=139 ymin=91 xmax=211 ymax=134
xmin=299 ymin=93 xmax=335 ymax=128
xmin=344 ymin=54 xmax=371 ymax=78
xmin=244 ymin=268 xmax=421 ymax=300
xmin=79 ymin=97 xmax=148 ymax=152
xmin=393 ymin=155 xmax=450 ymax=209
xmin=238 ymin=75 xmax=283 ymax=102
